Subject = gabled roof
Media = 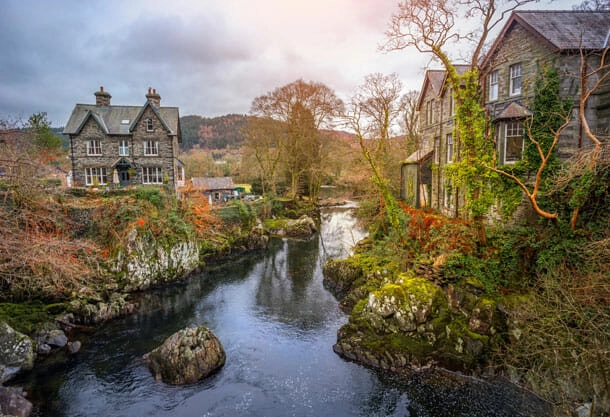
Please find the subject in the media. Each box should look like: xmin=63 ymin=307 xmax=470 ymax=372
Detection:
xmin=191 ymin=177 xmax=235 ymax=191
xmin=482 ymin=10 xmax=610 ymax=68
xmin=72 ymin=110 xmax=109 ymax=135
xmin=417 ymin=70 xmax=446 ymax=110
xmin=64 ymin=102 xmax=179 ymax=136
xmin=416 ymin=65 xmax=471 ymax=109
xmin=128 ymin=101 xmax=173 ymax=133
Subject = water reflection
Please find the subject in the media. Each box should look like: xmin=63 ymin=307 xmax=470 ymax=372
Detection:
xmin=15 ymin=206 xmax=551 ymax=417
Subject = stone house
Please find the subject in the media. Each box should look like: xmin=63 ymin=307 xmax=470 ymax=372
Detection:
xmin=403 ymin=10 xmax=610 ymax=216
xmin=401 ymin=65 xmax=469 ymax=217
xmin=481 ymin=10 xmax=610 ymax=165
xmin=190 ymin=177 xmax=236 ymax=203
xmin=64 ymin=87 xmax=185 ymax=192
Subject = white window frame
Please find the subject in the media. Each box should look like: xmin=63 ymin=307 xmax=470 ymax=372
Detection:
xmin=509 ymin=64 xmax=522 ymax=96
xmin=489 ymin=70 xmax=498 ymax=101
xmin=147 ymin=118 xmax=154 ymax=132
xmin=144 ymin=140 xmax=158 ymax=156
xmin=86 ymin=140 xmax=102 ymax=156
xmin=504 ymin=121 xmax=524 ymax=164
xmin=142 ymin=166 xmax=163 ymax=184
xmin=446 ymin=133 xmax=453 ymax=164
xmin=85 ymin=167 xmax=108 ymax=186
xmin=119 ymin=140 xmax=129 ymax=156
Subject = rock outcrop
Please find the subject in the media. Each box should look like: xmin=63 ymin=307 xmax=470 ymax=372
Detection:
xmin=145 ymin=326 xmax=225 ymax=385
xmin=68 ymin=292 xmax=136 ymax=325
xmin=331 ymin=272 xmax=506 ymax=373
xmin=266 ymin=215 xmax=317 ymax=238
xmin=0 ymin=322 xmax=35 ymax=384
xmin=112 ymin=230 xmax=202 ymax=291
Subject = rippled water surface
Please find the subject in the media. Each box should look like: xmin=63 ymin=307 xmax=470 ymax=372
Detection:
xmin=17 ymin=206 xmax=551 ymax=417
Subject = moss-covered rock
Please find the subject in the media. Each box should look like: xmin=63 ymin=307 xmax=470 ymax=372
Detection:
xmin=322 ymin=259 xmax=364 ymax=299
xmin=0 ymin=322 xmax=35 ymax=383
xmin=145 ymin=326 xmax=225 ymax=385
xmin=334 ymin=274 xmax=507 ymax=373
xmin=264 ymin=215 xmax=317 ymax=238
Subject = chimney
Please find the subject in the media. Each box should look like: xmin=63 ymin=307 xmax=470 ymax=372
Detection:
xmin=146 ymin=87 xmax=161 ymax=107
xmin=94 ymin=86 xmax=111 ymax=106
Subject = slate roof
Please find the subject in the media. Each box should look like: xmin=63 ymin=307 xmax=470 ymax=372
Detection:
xmin=64 ymin=102 xmax=179 ymax=136
xmin=191 ymin=177 xmax=235 ymax=191
xmin=514 ymin=10 xmax=610 ymax=50
xmin=494 ymin=102 xmax=532 ymax=120
xmin=403 ymin=148 xmax=434 ymax=164
xmin=417 ymin=65 xmax=471 ymax=109
xmin=482 ymin=10 xmax=610 ymax=69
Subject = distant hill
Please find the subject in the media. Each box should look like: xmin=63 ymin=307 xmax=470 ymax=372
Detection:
xmin=180 ymin=114 xmax=248 ymax=151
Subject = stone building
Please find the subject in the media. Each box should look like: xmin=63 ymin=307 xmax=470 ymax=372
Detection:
xmin=64 ymin=87 xmax=184 ymax=192
xmin=401 ymin=65 xmax=469 ymax=217
xmin=481 ymin=10 xmax=610 ymax=164
xmin=402 ymin=10 xmax=610 ymax=216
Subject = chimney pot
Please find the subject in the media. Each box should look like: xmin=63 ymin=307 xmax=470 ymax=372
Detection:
xmin=146 ymin=88 xmax=161 ymax=107
xmin=94 ymin=87 xmax=111 ymax=106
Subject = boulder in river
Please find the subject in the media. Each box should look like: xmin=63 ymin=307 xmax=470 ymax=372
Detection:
xmin=0 ymin=322 xmax=35 ymax=384
xmin=0 ymin=386 xmax=32 ymax=417
xmin=145 ymin=326 xmax=225 ymax=385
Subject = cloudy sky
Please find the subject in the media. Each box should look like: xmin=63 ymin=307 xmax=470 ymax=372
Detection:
xmin=1 ymin=0 xmax=578 ymax=127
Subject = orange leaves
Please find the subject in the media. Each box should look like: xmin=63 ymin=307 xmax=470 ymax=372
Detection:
xmin=400 ymin=203 xmax=477 ymax=256
xmin=180 ymin=183 xmax=220 ymax=237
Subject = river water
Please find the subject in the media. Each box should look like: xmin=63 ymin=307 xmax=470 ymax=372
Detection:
xmin=16 ymin=205 xmax=552 ymax=417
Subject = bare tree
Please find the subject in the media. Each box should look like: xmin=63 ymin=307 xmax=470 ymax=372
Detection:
xmin=243 ymin=117 xmax=282 ymax=195
xmin=249 ymin=79 xmax=344 ymax=200
xmin=573 ymin=0 xmax=610 ymax=10
xmin=345 ymin=73 xmax=408 ymax=233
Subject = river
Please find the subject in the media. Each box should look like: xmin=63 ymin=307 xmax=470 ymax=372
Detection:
xmin=15 ymin=205 xmax=552 ymax=417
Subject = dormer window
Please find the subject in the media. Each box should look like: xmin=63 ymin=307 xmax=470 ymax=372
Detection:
xmin=509 ymin=64 xmax=522 ymax=96
xmin=147 ymin=118 xmax=154 ymax=131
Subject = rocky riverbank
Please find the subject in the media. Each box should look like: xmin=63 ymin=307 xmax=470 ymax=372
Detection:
xmin=323 ymin=257 xmax=512 ymax=375
xmin=0 ymin=208 xmax=319 ymax=416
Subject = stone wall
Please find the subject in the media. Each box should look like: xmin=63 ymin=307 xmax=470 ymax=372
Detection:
xmin=70 ymin=108 xmax=179 ymax=190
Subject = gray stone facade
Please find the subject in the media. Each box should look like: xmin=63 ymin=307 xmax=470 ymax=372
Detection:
xmin=404 ymin=10 xmax=610 ymax=218
xmin=64 ymin=87 xmax=184 ymax=192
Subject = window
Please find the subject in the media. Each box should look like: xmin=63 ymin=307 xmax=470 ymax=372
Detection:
xmin=142 ymin=167 xmax=162 ymax=184
xmin=144 ymin=140 xmax=158 ymax=156
xmin=119 ymin=140 xmax=129 ymax=156
xmin=85 ymin=167 xmax=108 ymax=186
xmin=509 ymin=64 xmax=522 ymax=96
xmin=434 ymin=136 xmax=441 ymax=164
xmin=86 ymin=140 xmax=102 ymax=156
xmin=448 ymin=90 xmax=455 ymax=116
xmin=147 ymin=118 xmax=154 ymax=131
xmin=426 ymin=100 xmax=433 ymax=125
xmin=446 ymin=133 xmax=454 ymax=164
xmin=505 ymin=121 xmax=524 ymax=163
xmin=488 ymin=70 xmax=498 ymax=101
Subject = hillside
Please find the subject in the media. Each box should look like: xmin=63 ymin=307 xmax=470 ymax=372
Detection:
xmin=180 ymin=114 xmax=248 ymax=151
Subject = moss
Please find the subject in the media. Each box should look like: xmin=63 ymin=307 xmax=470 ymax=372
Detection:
xmin=0 ymin=301 xmax=66 ymax=335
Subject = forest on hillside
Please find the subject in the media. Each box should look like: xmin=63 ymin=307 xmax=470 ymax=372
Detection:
xmin=180 ymin=114 xmax=248 ymax=151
